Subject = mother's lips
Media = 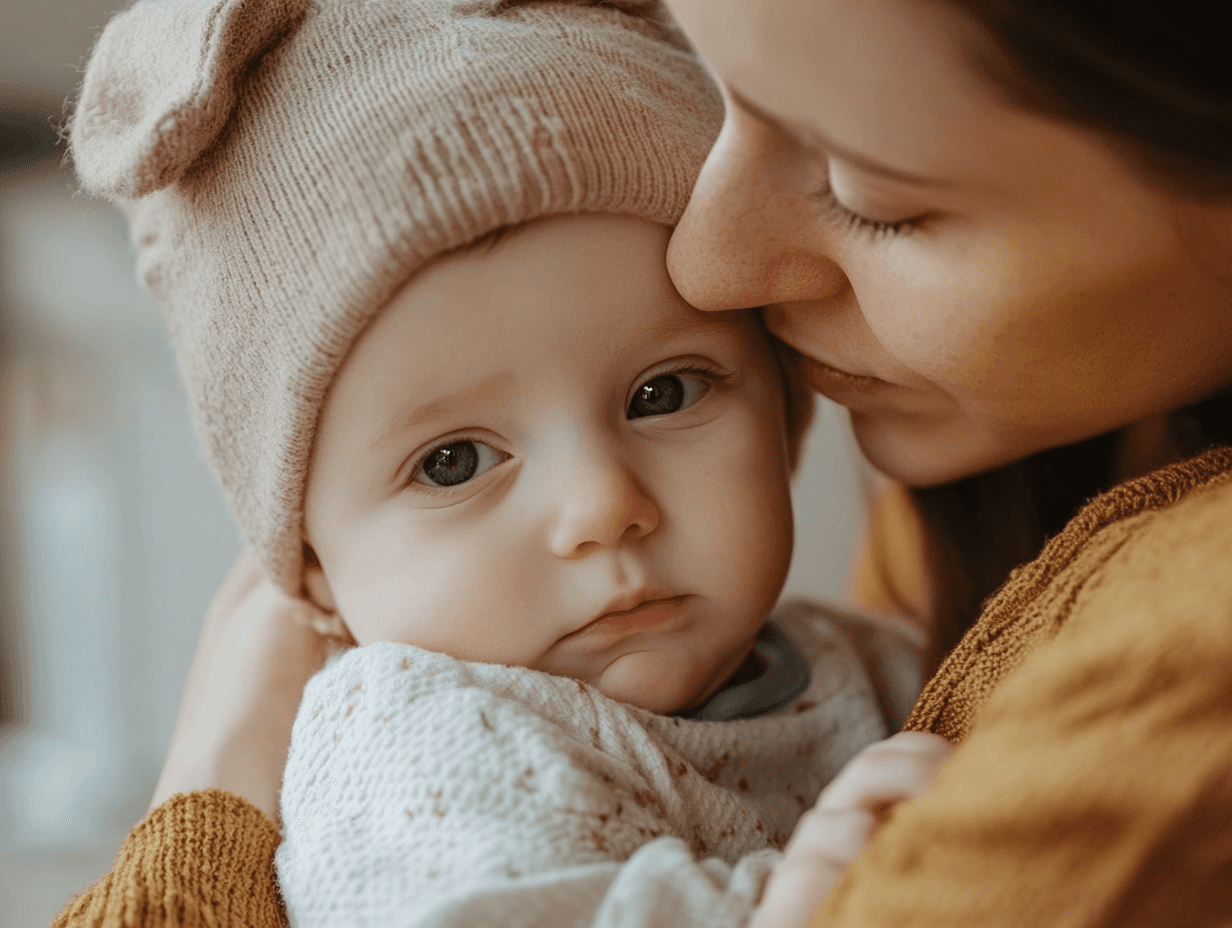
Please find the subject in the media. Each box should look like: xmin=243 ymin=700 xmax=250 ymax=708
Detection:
xmin=794 ymin=353 xmax=889 ymax=406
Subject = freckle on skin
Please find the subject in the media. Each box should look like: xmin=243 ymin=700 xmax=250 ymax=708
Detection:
xmin=795 ymin=700 xmax=817 ymax=713
xmin=737 ymin=778 xmax=750 ymax=792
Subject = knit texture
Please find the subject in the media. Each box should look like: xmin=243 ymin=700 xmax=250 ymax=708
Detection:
xmin=70 ymin=0 xmax=722 ymax=593
xmin=51 ymin=790 xmax=283 ymax=928
xmin=816 ymin=447 xmax=1232 ymax=927
xmin=904 ymin=445 xmax=1232 ymax=741
xmin=276 ymin=605 xmax=889 ymax=926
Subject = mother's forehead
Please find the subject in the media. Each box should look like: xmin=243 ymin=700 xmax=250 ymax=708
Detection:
xmin=666 ymin=0 xmax=1051 ymax=187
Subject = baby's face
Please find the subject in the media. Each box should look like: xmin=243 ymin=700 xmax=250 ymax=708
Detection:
xmin=303 ymin=214 xmax=794 ymax=715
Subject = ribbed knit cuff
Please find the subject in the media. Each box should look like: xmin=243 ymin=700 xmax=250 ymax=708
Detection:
xmin=52 ymin=789 xmax=285 ymax=928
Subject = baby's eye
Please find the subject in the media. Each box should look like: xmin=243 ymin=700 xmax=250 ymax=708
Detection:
xmin=627 ymin=371 xmax=711 ymax=419
xmin=413 ymin=440 xmax=506 ymax=488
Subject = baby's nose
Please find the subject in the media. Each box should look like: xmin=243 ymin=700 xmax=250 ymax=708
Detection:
xmin=547 ymin=455 xmax=660 ymax=558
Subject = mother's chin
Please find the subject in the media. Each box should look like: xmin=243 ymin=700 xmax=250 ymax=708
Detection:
xmin=844 ymin=408 xmax=1018 ymax=488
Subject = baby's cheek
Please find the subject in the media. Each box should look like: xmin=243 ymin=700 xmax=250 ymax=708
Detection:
xmin=330 ymin=565 xmax=442 ymax=648
xmin=337 ymin=528 xmax=547 ymax=662
xmin=708 ymin=415 xmax=794 ymax=590
xmin=328 ymin=541 xmax=463 ymax=646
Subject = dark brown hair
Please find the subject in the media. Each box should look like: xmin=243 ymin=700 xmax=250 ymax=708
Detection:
xmin=894 ymin=1 xmax=1232 ymax=668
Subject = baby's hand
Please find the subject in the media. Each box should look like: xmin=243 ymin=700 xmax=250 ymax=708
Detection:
xmin=749 ymin=732 xmax=955 ymax=928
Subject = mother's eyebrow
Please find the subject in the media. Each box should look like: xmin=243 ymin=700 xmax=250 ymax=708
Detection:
xmin=371 ymin=370 xmax=514 ymax=452
xmin=726 ymin=85 xmax=952 ymax=189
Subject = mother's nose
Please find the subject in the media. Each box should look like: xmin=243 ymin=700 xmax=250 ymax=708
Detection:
xmin=667 ymin=109 xmax=846 ymax=312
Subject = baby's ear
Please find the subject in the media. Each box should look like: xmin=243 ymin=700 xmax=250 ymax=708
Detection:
xmin=302 ymin=562 xmax=337 ymax=613
xmin=301 ymin=549 xmax=356 ymax=645
xmin=71 ymin=0 xmax=308 ymax=199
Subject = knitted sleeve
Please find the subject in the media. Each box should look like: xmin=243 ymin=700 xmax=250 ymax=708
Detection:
xmin=812 ymin=467 xmax=1232 ymax=927
xmin=51 ymin=790 xmax=285 ymax=928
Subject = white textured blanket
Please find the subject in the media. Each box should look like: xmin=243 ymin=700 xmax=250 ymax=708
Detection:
xmin=277 ymin=602 xmax=905 ymax=927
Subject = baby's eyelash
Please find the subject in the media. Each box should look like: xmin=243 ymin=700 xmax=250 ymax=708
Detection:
xmin=658 ymin=362 xmax=732 ymax=383
xmin=814 ymin=185 xmax=921 ymax=240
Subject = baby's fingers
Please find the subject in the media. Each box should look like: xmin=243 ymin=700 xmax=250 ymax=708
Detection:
xmin=749 ymin=808 xmax=875 ymax=928
xmin=816 ymin=731 xmax=955 ymax=814
xmin=749 ymin=735 xmax=955 ymax=928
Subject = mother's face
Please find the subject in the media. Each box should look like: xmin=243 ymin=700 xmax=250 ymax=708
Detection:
xmin=665 ymin=0 xmax=1232 ymax=485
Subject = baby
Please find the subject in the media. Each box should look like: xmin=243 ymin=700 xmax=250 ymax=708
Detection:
xmin=71 ymin=0 xmax=934 ymax=925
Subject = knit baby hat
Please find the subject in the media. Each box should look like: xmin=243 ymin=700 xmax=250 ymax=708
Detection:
xmin=70 ymin=0 xmax=723 ymax=593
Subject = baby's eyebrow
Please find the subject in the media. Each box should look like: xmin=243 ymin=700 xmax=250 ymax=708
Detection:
xmin=651 ymin=309 xmax=743 ymax=343
xmin=371 ymin=370 xmax=514 ymax=452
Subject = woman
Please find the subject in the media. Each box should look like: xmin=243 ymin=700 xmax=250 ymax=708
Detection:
xmin=662 ymin=0 xmax=1232 ymax=924
xmin=55 ymin=0 xmax=1232 ymax=926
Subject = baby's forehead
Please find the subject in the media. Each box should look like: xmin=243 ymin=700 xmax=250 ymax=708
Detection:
xmin=388 ymin=213 xmax=747 ymax=350
xmin=325 ymin=213 xmax=766 ymax=447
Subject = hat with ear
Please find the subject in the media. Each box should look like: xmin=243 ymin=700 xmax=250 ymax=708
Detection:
xmin=71 ymin=0 xmax=722 ymax=594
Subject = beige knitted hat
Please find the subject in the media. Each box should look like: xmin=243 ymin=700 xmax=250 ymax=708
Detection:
xmin=70 ymin=0 xmax=723 ymax=593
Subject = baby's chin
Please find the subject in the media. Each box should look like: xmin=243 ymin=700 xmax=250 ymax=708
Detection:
xmin=592 ymin=647 xmax=742 ymax=716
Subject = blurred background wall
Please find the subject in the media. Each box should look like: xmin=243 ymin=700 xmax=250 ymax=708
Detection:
xmin=1 ymin=3 xmax=244 ymax=923
xmin=0 ymin=2 xmax=867 ymax=924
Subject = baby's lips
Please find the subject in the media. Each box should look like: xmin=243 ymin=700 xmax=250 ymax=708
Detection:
xmin=579 ymin=595 xmax=691 ymax=638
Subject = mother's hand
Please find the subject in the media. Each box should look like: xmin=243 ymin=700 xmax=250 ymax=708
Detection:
xmin=149 ymin=550 xmax=331 ymax=827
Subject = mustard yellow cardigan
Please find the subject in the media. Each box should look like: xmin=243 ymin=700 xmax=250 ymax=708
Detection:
xmin=55 ymin=449 xmax=1232 ymax=928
